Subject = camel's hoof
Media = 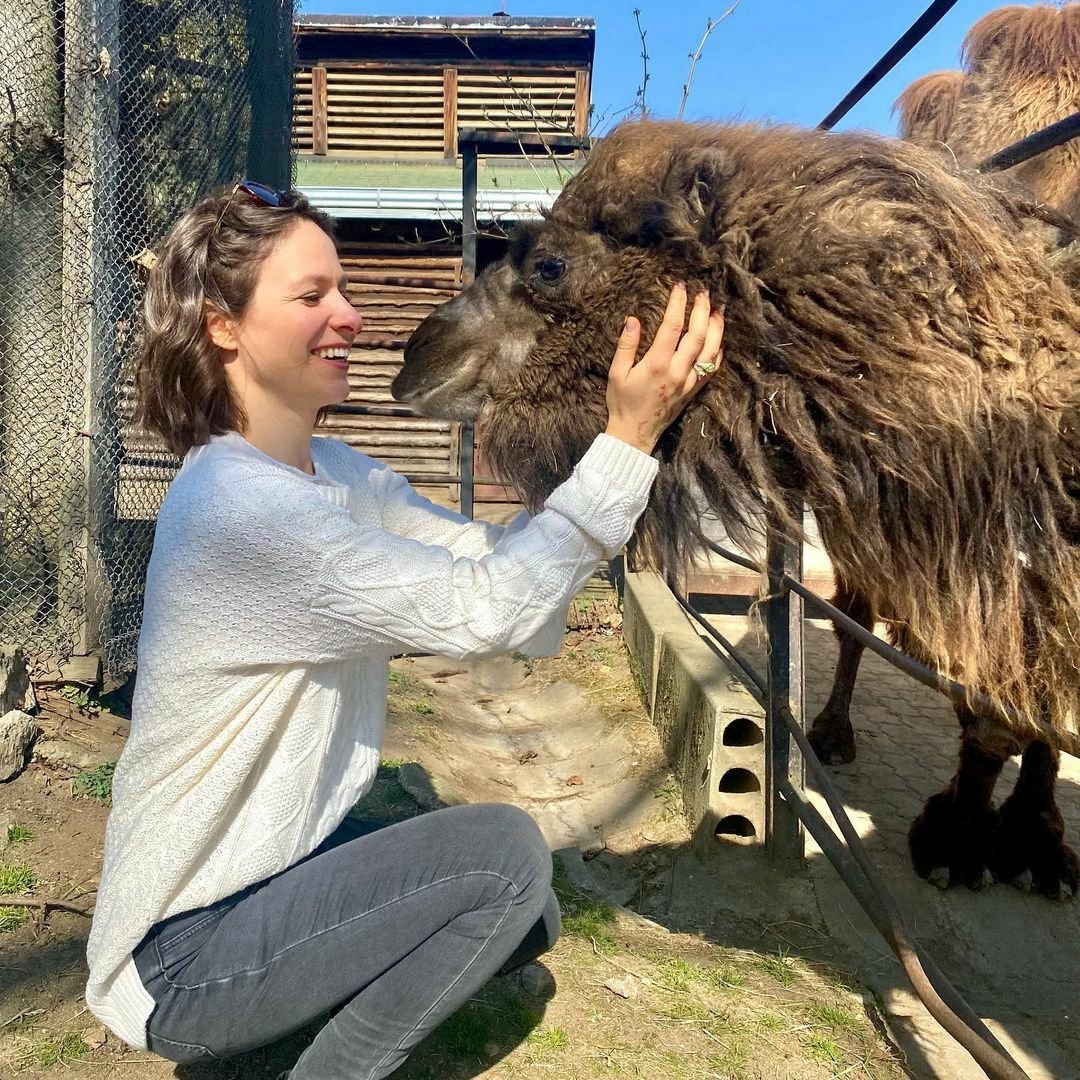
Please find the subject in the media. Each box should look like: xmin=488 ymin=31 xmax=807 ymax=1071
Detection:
xmin=909 ymin=790 xmax=998 ymax=892
xmin=1009 ymin=868 xmax=1033 ymax=892
xmin=927 ymin=867 xmax=950 ymax=890
xmin=806 ymin=714 xmax=857 ymax=765
xmin=993 ymin=794 xmax=1080 ymax=902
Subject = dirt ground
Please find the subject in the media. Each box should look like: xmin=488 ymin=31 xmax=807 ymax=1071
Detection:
xmin=0 ymin=632 xmax=907 ymax=1079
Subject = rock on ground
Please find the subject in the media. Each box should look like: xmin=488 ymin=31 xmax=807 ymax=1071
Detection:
xmin=0 ymin=709 xmax=37 ymax=781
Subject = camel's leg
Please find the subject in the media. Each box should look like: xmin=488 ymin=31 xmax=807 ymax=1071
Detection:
xmin=806 ymin=585 xmax=873 ymax=765
xmin=908 ymin=708 xmax=1012 ymax=891
xmin=994 ymin=740 xmax=1079 ymax=901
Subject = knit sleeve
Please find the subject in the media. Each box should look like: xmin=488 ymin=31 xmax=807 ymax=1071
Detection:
xmin=184 ymin=434 xmax=657 ymax=665
xmin=372 ymin=467 xmax=508 ymax=559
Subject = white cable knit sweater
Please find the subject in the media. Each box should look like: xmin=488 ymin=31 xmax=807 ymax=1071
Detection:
xmin=85 ymin=430 xmax=658 ymax=1048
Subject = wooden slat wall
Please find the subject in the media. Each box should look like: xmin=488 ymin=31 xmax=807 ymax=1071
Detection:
xmin=293 ymin=64 xmax=584 ymax=158
xmin=293 ymin=69 xmax=314 ymax=153
xmin=457 ymin=69 xmax=577 ymax=135
xmin=326 ymin=68 xmax=446 ymax=156
xmin=320 ymin=246 xmax=463 ymax=477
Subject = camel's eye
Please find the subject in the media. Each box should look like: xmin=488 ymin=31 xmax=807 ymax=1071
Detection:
xmin=532 ymin=256 xmax=567 ymax=286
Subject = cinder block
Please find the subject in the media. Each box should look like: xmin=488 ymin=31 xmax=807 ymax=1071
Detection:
xmin=623 ymin=571 xmax=769 ymax=858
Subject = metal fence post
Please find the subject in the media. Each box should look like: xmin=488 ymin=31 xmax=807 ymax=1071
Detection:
xmin=764 ymin=500 xmax=806 ymax=865
xmin=459 ymin=137 xmax=478 ymax=519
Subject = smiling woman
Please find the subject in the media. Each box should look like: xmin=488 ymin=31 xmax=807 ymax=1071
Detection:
xmin=83 ymin=182 xmax=724 ymax=1079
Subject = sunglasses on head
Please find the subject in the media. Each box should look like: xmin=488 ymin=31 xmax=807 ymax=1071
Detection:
xmin=211 ymin=179 xmax=295 ymax=237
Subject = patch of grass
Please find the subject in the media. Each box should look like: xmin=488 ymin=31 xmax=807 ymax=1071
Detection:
xmin=409 ymin=699 xmax=435 ymax=715
xmin=426 ymin=1005 xmax=490 ymax=1061
xmin=6 ymin=823 xmax=32 ymax=844
xmin=805 ymin=1032 xmax=844 ymax=1066
xmin=750 ymin=950 xmax=798 ymax=989
xmin=653 ymin=775 xmax=683 ymax=819
xmin=388 ymin=669 xmax=415 ymax=689
xmin=806 ymin=1002 xmax=863 ymax=1036
xmin=754 ymin=1012 xmax=786 ymax=1033
xmin=706 ymin=1039 xmax=750 ymax=1075
xmin=350 ymin=761 xmax=422 ymax=825
xmin=655 ymin=956 xmax=709 ymax=993
xmin=0 ymin=864 xmax=35 ymax=894
xmin=525 ymin=1026 xmax=569 ymax=1052
xmin=14 ymin=1030 xmax=89 ymax=1068
xmin=661 ymin=998 xmax=715 ymax=1023
xmin=72 ymin=760 xmax=116 ymax=802
xmin=712 ymin=965 xmax=747 ymax=991
xmin=552 ymin=863 xmax=618 ymax=953
xmin=424 ymin=991 xmax=540 ymax=1065
xmin=0 ymin=906 xmax=29 ymax=933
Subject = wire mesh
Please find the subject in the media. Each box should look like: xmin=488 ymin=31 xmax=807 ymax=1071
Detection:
xmin=0 ymin=0 xmax=295 ymax=679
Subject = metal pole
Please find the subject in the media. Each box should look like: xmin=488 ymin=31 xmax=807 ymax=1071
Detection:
xmin=764 ymin=502 xmax=805 ymax=865
xmin=818 ymin=0 xmax=960 ymax=131
xmin=459 ymin=137 xmax=479 ymax=519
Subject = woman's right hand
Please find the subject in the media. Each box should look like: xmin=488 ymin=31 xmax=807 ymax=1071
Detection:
xmin=603 ymin=283 xmax=725 ymax=455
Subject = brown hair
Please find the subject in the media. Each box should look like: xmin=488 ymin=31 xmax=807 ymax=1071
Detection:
xmin=135 ymin=184 xmax=336 ymax=457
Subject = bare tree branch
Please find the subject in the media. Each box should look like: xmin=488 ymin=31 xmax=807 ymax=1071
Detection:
xmin=678 ymin=1 xmax=743 ymax=120
xmin=632 ymin=9 xmax=651 ymax=116
xmin=0 ymin=895 xmax=94 ymax=917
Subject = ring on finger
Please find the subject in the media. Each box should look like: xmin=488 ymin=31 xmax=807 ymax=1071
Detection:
xmin=693 ymin=360 xmax=718 ymax=380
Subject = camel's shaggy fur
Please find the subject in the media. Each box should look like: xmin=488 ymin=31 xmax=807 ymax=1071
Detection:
xmin=893 ymin=2 xmax=1080 ymax=218
xmin=396 ymin=119 xmax=1080 ymax=749
xmin=895 ymin=71 xmax=966 ymax=146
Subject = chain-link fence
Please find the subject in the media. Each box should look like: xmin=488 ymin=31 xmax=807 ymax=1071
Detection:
xmin=0 ymin=0 xmax=294 ymax=680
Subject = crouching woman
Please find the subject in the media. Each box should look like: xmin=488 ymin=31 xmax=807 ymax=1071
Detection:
xmin=85 ymin=181 xmax=724 ymax=1079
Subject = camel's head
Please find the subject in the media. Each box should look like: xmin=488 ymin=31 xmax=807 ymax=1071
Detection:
xmin=393 ymin=122 xmax=736 ymax=508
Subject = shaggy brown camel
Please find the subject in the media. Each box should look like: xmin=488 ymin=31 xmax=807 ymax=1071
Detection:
xmin=812 ymin=1 xmax=1080 ymax=774
xmin=393 ymin=119 xmax=1080 ymax=900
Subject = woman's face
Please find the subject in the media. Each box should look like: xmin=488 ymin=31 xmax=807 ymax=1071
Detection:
xmin=221 ymin=218 xmax=362 ymax=421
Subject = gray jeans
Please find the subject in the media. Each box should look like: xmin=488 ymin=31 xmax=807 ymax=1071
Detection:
xmin=132 ymin=803 xmax=560 ymax=1079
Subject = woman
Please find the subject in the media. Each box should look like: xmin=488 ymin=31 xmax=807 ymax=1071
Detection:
xmin=85 ymin=180 xmax=724 ymax=1078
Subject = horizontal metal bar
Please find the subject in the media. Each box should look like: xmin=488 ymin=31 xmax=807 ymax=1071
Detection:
xmin=457 ymin=127 xmax=589 ymax=151
xmin=330 ymin=404 xmax=417 ymax=417
xmin=400 ymin=472 xmax=504 ymax=486
xmin=348 ymin=274 xmax=464 ymax=291
xmin=353 ymin=336 xmax=409 ymax=349
xmin=977 ymin=110 xmax=1080 ymax=174
xmin=702 ymin=540 xmax=1072 ymax=753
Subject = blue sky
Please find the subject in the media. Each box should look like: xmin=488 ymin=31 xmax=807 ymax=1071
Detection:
xmin=299 ymin=0 xmax=1013 ymax=134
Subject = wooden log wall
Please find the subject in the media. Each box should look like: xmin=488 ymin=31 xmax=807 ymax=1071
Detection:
xmin=320 ymin=244 xmax=463 ymax=477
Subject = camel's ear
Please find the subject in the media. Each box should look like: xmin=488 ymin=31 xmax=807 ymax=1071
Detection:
xmin=597 ymin=146 xmax=731 ymax=256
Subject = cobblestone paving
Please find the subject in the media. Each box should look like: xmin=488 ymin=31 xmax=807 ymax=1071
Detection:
xmin=705 ymin=613 xmax=1080 ymax=1080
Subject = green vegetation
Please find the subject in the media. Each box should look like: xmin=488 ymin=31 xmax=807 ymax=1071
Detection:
xmin=6 ymin=823 xmax=32 ymax=844
xmin=14 ymin=1031 xmax=88 ymax=1069
xmin=552 ymin=861 xmax=618 ymax=953
xmin=0 ymin=907 xmax=28 ymax=933
xmin=0 ymin=864 xmax=34 ymax=894
xmin=72 ymin=760 xmax=116 ymax=802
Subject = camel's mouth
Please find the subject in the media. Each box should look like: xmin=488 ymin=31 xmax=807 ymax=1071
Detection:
xmin=390 ymin=366 xmax=489 ymax=422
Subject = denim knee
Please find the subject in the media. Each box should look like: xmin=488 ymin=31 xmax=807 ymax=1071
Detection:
xmin=479 ymin=803 xmax=553 ymax=896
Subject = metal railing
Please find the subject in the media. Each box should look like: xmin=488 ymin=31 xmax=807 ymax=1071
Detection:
xmin=678 ymin=515 xmax=1033 ymax=1080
